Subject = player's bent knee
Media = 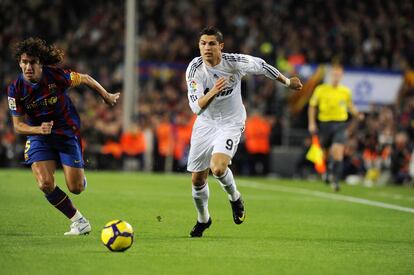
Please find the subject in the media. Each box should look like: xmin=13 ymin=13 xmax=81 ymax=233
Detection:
xmin=36 ymin=175 xmax=55 ymax=194
xmin=67 ymin=181 xmax=84 ymax=195
xmin=211 ymin=166 xmax=226 ymax=178
xmin=68 ymin=186 xmax=82 ymax=195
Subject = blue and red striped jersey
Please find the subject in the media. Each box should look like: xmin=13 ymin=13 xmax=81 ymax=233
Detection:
xmin=7 ymin=66 xmax=82 ymax=137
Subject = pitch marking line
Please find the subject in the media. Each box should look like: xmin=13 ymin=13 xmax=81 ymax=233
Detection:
xmin=239 ymin=180 xmax=414 ymax=214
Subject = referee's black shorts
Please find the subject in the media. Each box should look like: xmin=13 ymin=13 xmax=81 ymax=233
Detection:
xmin=318 ymin=121 xmax=348 ymax=149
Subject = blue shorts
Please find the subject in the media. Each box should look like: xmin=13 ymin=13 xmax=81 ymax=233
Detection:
xmin=24 ymin=135 xmax=84 ymax=168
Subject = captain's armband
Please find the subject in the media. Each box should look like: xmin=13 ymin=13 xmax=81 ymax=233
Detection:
xmin=70 ymin=72 xmax=82 ymax=87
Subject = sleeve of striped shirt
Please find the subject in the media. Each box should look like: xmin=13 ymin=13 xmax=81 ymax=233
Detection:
xmin=7 ymin=84 xmax=24 ymax=116
xmin=185 ymin=58 xmax=205 ymax=115
xmin=230 ymin=54 xmax=280 ymax=80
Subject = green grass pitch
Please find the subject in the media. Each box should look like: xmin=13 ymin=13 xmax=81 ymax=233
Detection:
xmin=1 ymin=169 xmax=413 ymax=274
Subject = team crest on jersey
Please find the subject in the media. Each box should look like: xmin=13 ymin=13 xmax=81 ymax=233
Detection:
xmin=48 ymin=83 xmax=57 ymax=93
xmin=189 ymin=80 xmax=197 ymax=93
xmin=8 ymin=97 xmax=16 ymax=110
xmin=48 ymin=96 xmax=58 ymax=105
xmin=228 ymin=75 xmax=236 ymax=84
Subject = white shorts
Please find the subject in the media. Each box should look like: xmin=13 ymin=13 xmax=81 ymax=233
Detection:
xmin=187 ymin=119 xmax=244 ymax=172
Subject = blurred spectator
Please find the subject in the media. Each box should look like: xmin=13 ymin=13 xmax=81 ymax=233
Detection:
xmin=245 ymin=111 xmax=271 ymax=175
xmin=342 ymin=137 xmax=364 ymax=181
xmin=173 ymin=114 xmax=195 ymax=172
xmin=120 ymin=124 xmax=146 ymax=170
xmin=154 ymin=114 xmax=173 ymax=172
xmin=391 ymin=132 xmax=412 ymax=184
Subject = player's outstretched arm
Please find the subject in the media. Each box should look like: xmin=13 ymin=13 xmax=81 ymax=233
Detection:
xmin=79 ymin=74 xmax=120 ymax=106
xmin=12 ymin=116 xmax=53 ymax=135
xmin=277 ymin=74 xmax=303 ymax=90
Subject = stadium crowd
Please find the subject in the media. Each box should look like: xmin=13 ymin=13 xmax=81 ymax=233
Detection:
xmin=1 ymin=0 xmax=414 ymax=184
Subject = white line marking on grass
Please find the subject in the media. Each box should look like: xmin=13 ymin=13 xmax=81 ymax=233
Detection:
xmin=238 ymin=180 xmax=414 ymax=214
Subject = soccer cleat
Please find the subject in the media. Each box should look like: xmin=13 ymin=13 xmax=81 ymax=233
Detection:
xmin=64 ymin=217 xmax=92 ymax=236
xmin=189 ymin=218 xmax=212 ymax=238
xmin=230 ymin=197 xmax=245 ymax=224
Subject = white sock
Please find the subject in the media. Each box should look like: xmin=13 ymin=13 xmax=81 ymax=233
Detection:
xmin=214 ymin=168 xmax=240 ymax=201
xmin=70 ymin=210 xmax=84 ymax=222
xmin=192 ymin=182 xmax=210 ymax=223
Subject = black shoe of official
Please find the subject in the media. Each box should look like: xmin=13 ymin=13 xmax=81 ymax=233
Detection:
xmin=331 ymin=182 xmax=340 ymax=192
xmin=189 ymin=218 xmax=212 ymax=238
xmin=322 ymin=172 xmax=331 ymax=185
xmin=230 ymin=197 xmax=245 ymax=224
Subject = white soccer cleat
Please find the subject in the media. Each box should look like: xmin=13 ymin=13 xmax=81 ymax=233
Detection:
xmin=64 ymin=218 xmax=92 ymax=236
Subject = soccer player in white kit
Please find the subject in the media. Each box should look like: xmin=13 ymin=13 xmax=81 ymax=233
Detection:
xmin=186 ymin=27 xmax=303 ymax=237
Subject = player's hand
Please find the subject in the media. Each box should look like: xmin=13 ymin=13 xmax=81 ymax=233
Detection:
xmin=104 ymin=92 xmax=120 ymax=106
xmin=308 ymin=123 xmax=317 ymax=134
xmin=211 ymin=77 xmax=227 ymax=95
xmin=39 ymin=121 xmax=53 ymax=135
xmin=289 ymin=77 xmax=303 ymax=90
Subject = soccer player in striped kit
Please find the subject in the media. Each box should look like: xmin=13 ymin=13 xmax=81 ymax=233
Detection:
xmin=7 ymin=38 xmax=120 ymax=235
xmin=186 ymin=27 xmax=303 ymax=237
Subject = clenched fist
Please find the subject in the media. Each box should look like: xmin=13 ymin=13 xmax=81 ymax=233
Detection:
xmin=39 ymin=121 xmax=53 ymax=135
xmin=288 ymin=77 xmax=303 ymax=90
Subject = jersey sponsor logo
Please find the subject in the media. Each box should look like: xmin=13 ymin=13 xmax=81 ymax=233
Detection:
xmin=26 ymin=96 xmax=58 ymax=110
xmin=8 ymin=97 xmax=17 ymax=110
xmin=203 ymin=87 xmax=234 ymax=97
xmin=216 ymin=87 xmax=233 ymax=97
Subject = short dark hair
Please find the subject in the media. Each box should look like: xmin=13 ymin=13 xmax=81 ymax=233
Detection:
xmin=199 ymin=26 xmax=224 ymax=43
xmin=13 ymin=37 xmax=64 ymax=65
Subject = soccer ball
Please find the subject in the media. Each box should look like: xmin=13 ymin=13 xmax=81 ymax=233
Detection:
xmin=101 ymin=220 xmax=134 ymax=252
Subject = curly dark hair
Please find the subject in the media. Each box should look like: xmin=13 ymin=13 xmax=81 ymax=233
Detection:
xmin=13 ymin=37 xmax=64 ymax=65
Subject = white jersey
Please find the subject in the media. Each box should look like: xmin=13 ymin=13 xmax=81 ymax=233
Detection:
xmin=185 ymin=53 xmax=280 ymax=124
